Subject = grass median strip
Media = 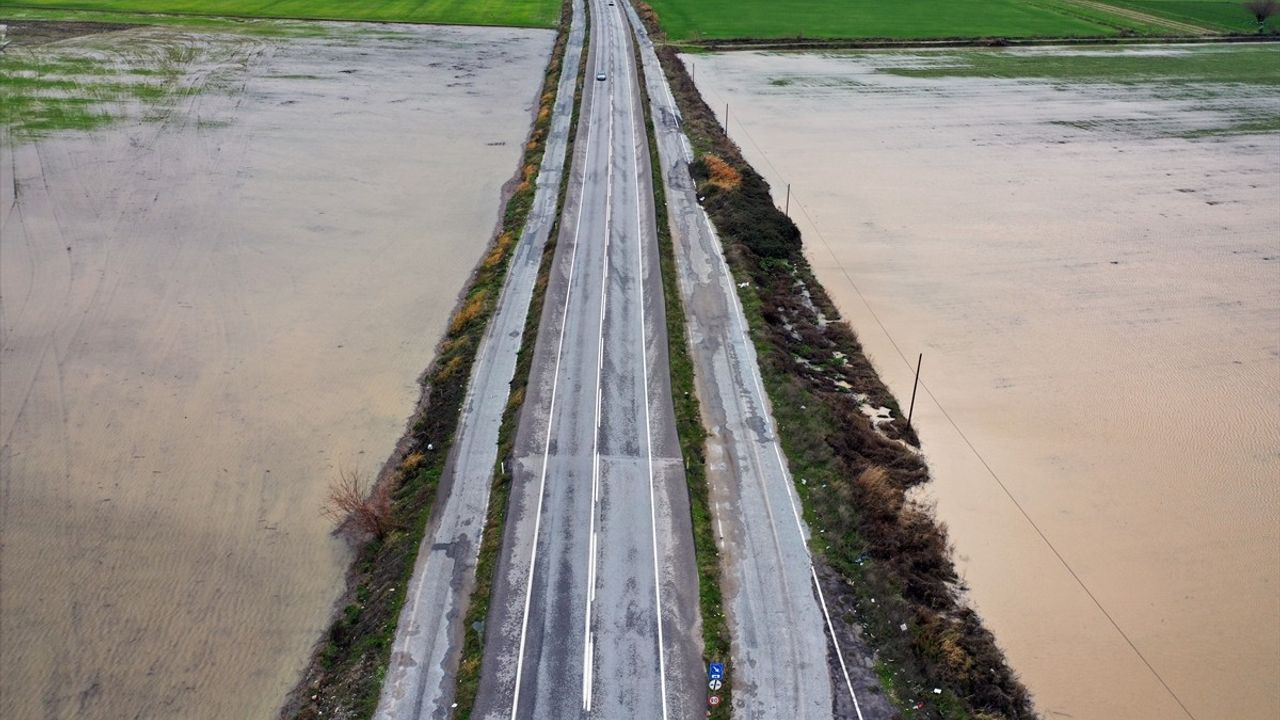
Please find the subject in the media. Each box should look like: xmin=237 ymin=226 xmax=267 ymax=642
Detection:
xmin=279 ymin=3 xmax=574 ymax=718
xmin=448 ymin=2 xmax=587 ymax=716
xmin=633 ymin=35 xmax=732 ymax=720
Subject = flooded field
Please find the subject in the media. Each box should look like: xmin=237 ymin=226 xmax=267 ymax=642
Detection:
xmin=0 ymin=22 xmax=552 ymax=720
xmin=687 ymin=45 xmax=1280 ymax=720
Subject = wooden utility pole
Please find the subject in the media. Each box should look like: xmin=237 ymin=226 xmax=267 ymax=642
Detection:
xmin=907 ymin=353 xmax=922 ymax=430
xmin=785 ymin=183 xmax=790 ymax=217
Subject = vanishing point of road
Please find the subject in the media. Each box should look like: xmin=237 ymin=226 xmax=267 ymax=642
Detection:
xmin=374 ymin=0 xmax=871 ymax=716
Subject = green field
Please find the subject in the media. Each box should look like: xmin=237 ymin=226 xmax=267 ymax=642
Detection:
xmin=641 ymin=0 xmax=1279 ymax=40
xmin=1106 ymin=0 xmax=1277 ymax=32
xmin=0 ymin=0 xmax=561 ymax=28
xmin=644 ymin=0 xmax=1165 ymax=40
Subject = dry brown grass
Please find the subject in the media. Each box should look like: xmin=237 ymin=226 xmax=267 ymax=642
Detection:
xmin=703 ymin=153 xmax=742 ymax=190
xmin=482 ymin=232 xmax=515 ymax=269
xmin=399 ymin=452 xmax=426 ymax=473
xmin=436 ymin=354 xmax=466 ymax=381
xmin=856 ymin=465 xmax=903 ymax=518
xmin=449 ymin=289 xmax=490 ymax=335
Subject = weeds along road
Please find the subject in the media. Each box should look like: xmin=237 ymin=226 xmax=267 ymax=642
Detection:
xmin=378 ymin=0 xmax=861 ymax=715
xmin=470 ymin=0 xmax=704 ymax=716
xmin=622 ymin=2 xmax=868 ymax=717
xmin=372 ymin=4 xmax=585 ymax=719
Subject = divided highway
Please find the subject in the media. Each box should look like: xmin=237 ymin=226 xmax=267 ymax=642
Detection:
xmin=471 ymin=0 xmax=702 ymax=717
xmin=375 ymin=0 xmax=866 ymax=715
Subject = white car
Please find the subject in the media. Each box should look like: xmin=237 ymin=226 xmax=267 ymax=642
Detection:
xmin=596 ymin=73 xmax=607 ymax=81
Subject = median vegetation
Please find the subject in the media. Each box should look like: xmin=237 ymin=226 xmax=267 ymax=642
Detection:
xmin=450 ymin=1 xmax=587 ymax=715
xmin=633 ymin=37 xmax=733 ymax=720
xmin=280 ymin=2 xmax=575 ymax=717
xmin=637 ymin=4 xmax=1036 ymax=718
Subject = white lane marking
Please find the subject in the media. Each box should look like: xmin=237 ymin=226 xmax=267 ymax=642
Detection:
xmin=582 ymin=0 xmax=616 ymax=709
xmin=624 ymin=7 xmax=865 ymax=714
xmin=700 ymin=198 xmax=865 ymax=716
xmin=622 ymin=14 xmax=670 ymax=720
xmin=811 ymin=564 xmax=865 ymax=720
xmin=509 ymin=3 xmax=601 ymax=713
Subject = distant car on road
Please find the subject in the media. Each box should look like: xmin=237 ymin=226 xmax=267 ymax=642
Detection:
xmin=596 ymin=72 xmax=607 ymax=81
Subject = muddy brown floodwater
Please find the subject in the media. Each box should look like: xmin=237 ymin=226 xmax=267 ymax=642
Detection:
xmin=687 ymin=46 xmax=1279 ymax=720
xmin=0 ymin=22 xmax=552 ymax=720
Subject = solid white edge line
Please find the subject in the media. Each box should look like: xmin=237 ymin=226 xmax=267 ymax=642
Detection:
xmin=622 ymin=14 xmax=867 ymax=710
xmin=509 ymin=0 xmax=598 ymax=712
xmin=708 ymin=196 xmax=866 ymax=714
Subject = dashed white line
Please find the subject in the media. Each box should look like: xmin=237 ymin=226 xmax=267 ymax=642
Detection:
xmin=508 ymin=18 xmax=603 ymax=717
xmin=622 ymin=11 xmax=671 ymax=719
xmin=581 ymin=1 xmax=616 ymax=709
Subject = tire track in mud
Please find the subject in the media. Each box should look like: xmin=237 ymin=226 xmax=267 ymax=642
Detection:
xmin=1064 ymin=0 xmax=1216 ymax=34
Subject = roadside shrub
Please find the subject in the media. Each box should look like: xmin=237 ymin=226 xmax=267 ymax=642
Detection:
xmin=449 ymin=289 xmax=490 ymax=335
xmin=702 ymin=153 xmax=741 ymax=189
xmin=692 ymin=159 xmax=800 ymax=259
xmin=322 ymin=468 xmax=396 ymax=541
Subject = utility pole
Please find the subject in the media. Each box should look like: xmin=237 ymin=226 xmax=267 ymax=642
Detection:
xmin=907 ymin=353 xmax=922 ymax=430
xmin=784 ymin=183 xmax=790 ymax=217
xmin=724 ymin=103 xmax=729 ymax=131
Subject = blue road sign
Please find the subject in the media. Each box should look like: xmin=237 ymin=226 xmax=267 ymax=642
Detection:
xmin=708 ymin=662 xmax=725 ymax=681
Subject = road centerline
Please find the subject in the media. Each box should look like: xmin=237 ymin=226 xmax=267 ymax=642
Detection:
xmin=507 ymin=24 xmax=602 ymax=715
xmin=580 ymin=3 xmax=616 ymax=707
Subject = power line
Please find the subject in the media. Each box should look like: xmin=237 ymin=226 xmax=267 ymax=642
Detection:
xmin=712 ymin=85 xmax=1200 ymax=720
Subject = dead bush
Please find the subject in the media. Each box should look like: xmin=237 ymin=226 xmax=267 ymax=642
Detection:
xmin=322 ymin=468 xmax=395 ymax=540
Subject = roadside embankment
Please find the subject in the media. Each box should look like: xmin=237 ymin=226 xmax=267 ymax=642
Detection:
xmin=280 ymin=6 xmax=574 ymax=718
xmin=449 ymin=0 xmax=587 ymax=715
xmin=635 ymin=3 xmax=1036 ymax=718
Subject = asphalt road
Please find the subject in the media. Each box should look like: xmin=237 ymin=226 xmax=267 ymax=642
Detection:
xmin=471 ymin=0 xmax=703 ymax=717
xmin=623 ymin=4 xmax=869 ymax=717
xmin=372 ymin=5 xmax=586 ymax=718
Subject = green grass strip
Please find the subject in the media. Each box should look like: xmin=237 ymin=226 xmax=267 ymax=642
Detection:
xmin=632 ymin=33 xmax=732 ymax=720
xmin=449 ymin=0 xmax=586 ymax=716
